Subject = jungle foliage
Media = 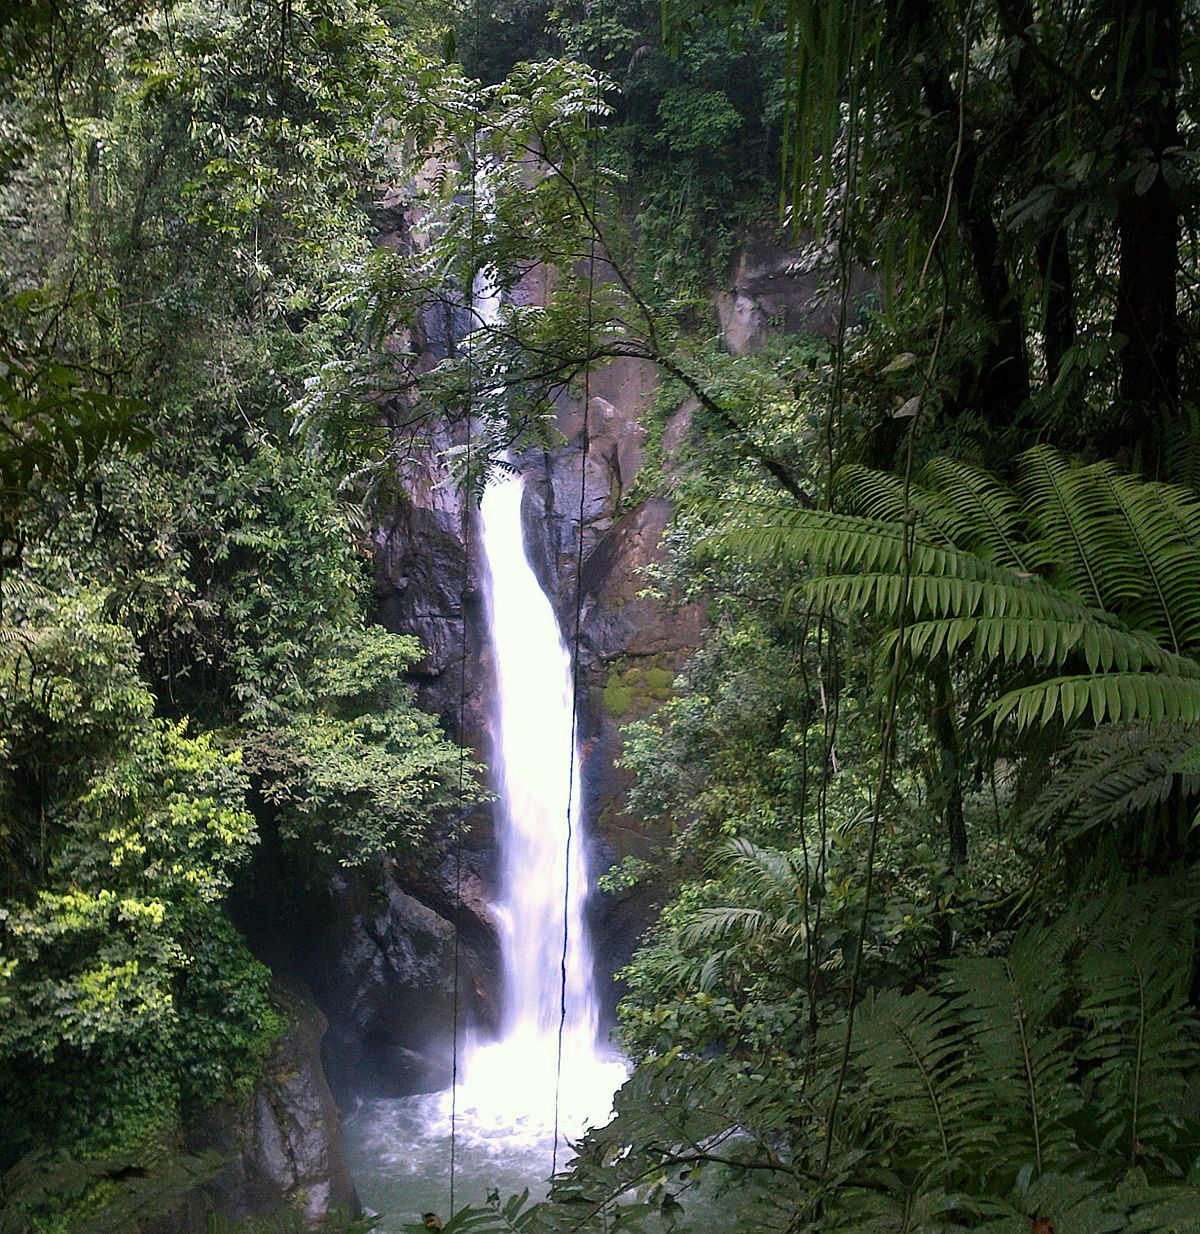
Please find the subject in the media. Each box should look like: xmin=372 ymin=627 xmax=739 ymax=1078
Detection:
xmin=3 ymin=0 xmax=1200 ymax=1229
xmin=0 ymin=0 xmax=477 ymax=1206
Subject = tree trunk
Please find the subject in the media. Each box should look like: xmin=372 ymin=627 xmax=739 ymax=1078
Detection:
xmin=1039 ymin=226 xmax=1077 ymax=383
xmin=929 ymin=665 xmax=967 ymax=867
xmin=917 ymin=73 xmax=1030 ymax=429
xmin=1112 ymin=0 xmax=1181 ymax=472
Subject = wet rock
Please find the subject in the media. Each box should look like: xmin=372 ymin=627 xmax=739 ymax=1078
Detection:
xmin=372 ymin=449 xmax=491 ymax=742
xmin=578 ymin=498 xmax=704 ymax=663
xmin=716 ymin=292 xmax=768 ymax=355
xmin=187 ymin=979 xmax=358 ymax=1229
xmin=302 ymin=861 xmax=500 ymax=1104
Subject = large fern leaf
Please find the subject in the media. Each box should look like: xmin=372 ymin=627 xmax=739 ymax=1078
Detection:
xmin=1019 ymin=445 xmax=1112 ymax=609
xmin=838 ymin=457 xmax=1038 ymax=573
xmin=1026 ymin=723 xmax=1200 ymax=840
xmin=919 ymin=456 xmax=1042 ymax=573
xmin=1086 ymin=463 xmax=1200 ymax=653
xmin=943 ymin=926 xmax=1080 ymax=1181
xmin=1078 ymin=886 xmax=1200 ymax=1168
xmin=850 ymin=988 xmax=991 ymax=1186
xmin=705 ymin=449 xmax=1200 ymax=733
xmin=989 ymin=671 xmax=1200 ymax=730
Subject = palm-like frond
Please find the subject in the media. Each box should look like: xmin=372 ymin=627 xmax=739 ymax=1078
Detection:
xmin=838 ymin=458 xmax=1037 ymax=572
xmin=675 ymin=839 xmax=813 ymax=981
xmin=710 ymin=505 xmax=1196 ymax=680
xmin=1081 ymin=461 xmax=1200 ymax=653
xmin=704 ymin=448 xmax=1200 ymax=733
xmin=944 ymin=926 xmax=1079 ymax=1181
xmin=1018 ymin=444 xmax=1111 ymax=608
xmin=918 ymin=456 xmax=1041 ymax=573
xmin=990 ymin=671 xmax=1200 ymax=730
xmin=1027 ymin=723 xmax=1200 ymax=840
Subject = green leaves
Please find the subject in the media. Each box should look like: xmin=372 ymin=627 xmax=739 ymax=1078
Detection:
xmin=0 ymin=588 xmax=274 ymax=1158
xmin=564 ymin=883 xmax=1200 ymax=1233
xmin=1027 ymin=723 xmax=1200 ymax=844
xmin=241 ymin=623 xmax=479 ymax=871
xmin=709 ymin=448 xmax=1200 ymax=733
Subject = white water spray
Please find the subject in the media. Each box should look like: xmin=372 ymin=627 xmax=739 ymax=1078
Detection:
xmin=449 ymin=275 xmax=624 ymax=1155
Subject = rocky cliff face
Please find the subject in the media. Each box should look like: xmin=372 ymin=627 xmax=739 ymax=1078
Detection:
xmin=306 ymin=213 xmax=844 ymax=1103
xmin=186 ymin=980 xmax=360 ymax=1229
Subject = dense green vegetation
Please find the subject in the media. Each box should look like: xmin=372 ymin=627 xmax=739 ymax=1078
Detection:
xmin=4 ymin=0 xmax=1200 ymax=1230
xmin=0 ymin=1 xmax=475 ymax=1222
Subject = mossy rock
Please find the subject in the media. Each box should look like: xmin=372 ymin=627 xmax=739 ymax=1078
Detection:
xmin=602 ymin=661 xmax=675 ymax=718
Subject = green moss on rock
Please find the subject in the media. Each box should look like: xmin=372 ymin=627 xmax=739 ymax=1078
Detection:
xmin=602 ymin=661 xmax=676 ymax=718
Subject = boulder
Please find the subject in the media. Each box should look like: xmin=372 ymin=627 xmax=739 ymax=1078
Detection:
xmin=187 ymin=979 xmax=358 ymax=1229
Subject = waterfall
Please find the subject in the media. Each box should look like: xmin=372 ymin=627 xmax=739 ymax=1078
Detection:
xmin=479 ymin=474 xmax=596 ymax=1047
xmin=455 ymin=468 xmax=625 ymax=1143
xmin=341 ymin=276 xmax=624 ymax=1221
xmin=450 ymin=273 xmax=624 ymax=1155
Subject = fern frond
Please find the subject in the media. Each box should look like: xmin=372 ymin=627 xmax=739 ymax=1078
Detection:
xmin=989 ymin=672 xmax=1200 ymax=730
xmin=1026 ymin=723 xmax=1200 ymax=840
xmin=944 ymin=926 xmax=1079 ymax=1180
xmin=883 ymin=613 xmax=1186 ymax=677
xmin=1088 ymin=465 xmax=1200 ymax=653
xmin=678 ymin=906 xmax=769 ymax=948
xmin=1019 ymin=445 xmax=1110 ymax=608
xmin=1079 ymin=886 xmax=1200 ymax=1167
xmin=835 ymin=463 xmax=915 ymax=521
xmin=724 ymin=836 xmax=809 ymax=893
xmin=919 ymin=455 xmax=1041 ymax=572
xmin=712 ymin=505 xmax=1192 ymax=673
xmin=851 ymin=989 xmax=990 ymax=1184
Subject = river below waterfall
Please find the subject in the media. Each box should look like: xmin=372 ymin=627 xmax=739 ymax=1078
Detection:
xmin=343 ymin=1044 xmax=627 ymax=1228
xmin=345 ymin=455 xmax=626 ymax=1227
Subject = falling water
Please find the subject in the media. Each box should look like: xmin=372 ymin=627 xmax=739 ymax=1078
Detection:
xmin=483 ymin=470 xmax=594 ymax=1046
xmin=459 ymin=466 xmax=624 ymax=1134
xmin=343 ymin=277 xmax=624 ymax=1226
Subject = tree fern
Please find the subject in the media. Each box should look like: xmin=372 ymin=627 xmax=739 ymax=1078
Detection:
xmin=704 ymin=448 xmax=1200 ymax=733
xmin=990 ymin=671 xmax=1200 ymax=730
xmin=1063 ymin=457 xmax=1200 ymax=653
xmin=1026 ymin=723 xmax=1200 ymax=842
xmin=838 ymin=458 xmax=1037 ymax=573
xmin=1019 ymin=444 xmax=1113 ymax=609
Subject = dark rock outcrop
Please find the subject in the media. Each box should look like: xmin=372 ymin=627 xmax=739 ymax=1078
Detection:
xmin=300 ymin=858 xmax=500 ymax=1103
xmin=187 ymin=979 xmax=359 ymax=1229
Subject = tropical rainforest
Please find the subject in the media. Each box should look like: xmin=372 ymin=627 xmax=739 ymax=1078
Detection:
xmin=2 ymin=0 xmax=1200 ymax=1231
